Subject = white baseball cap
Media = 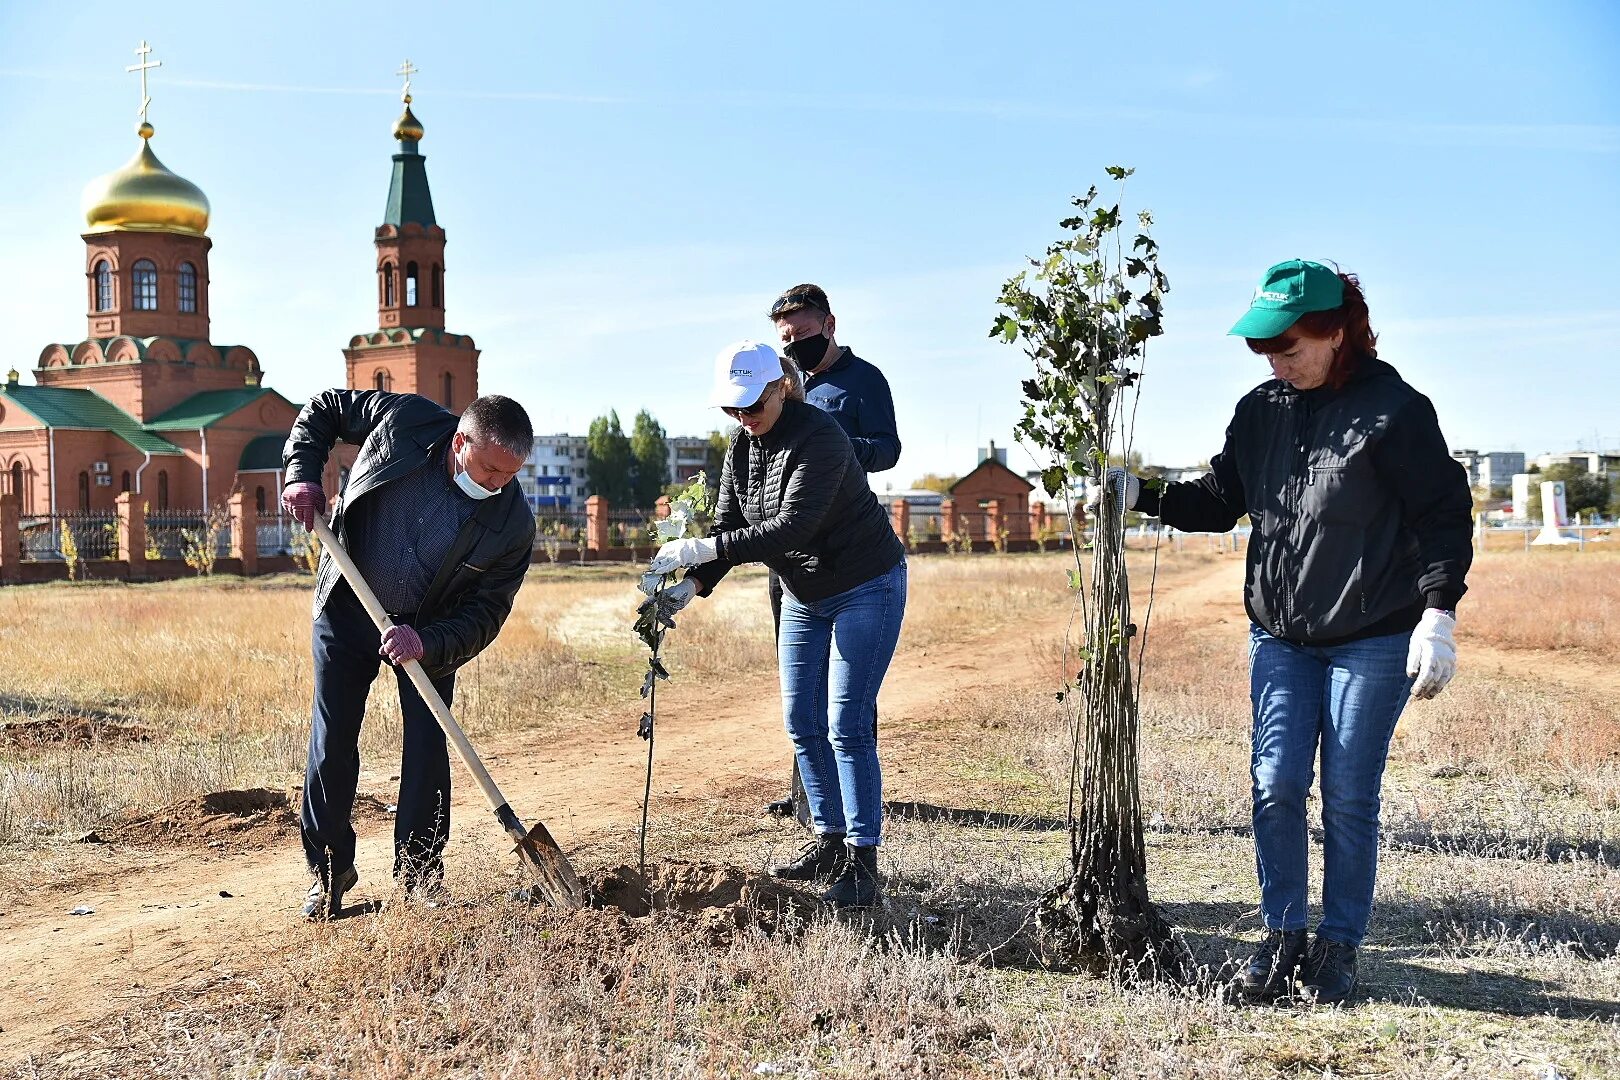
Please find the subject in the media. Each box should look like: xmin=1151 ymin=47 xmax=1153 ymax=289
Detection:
xmin=709 ymin=340 xmax=783 ymax=409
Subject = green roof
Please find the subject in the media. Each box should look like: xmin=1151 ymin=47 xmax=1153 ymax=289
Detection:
xmin=238 ymin=433 xmax=285 ymax=471
xmin=146 ymin=387 xmax=287 ymax=430
xmin=0 ymin=385 xmax=184 ymax=455
xmin=384 ymin=145 xmax=437 ymax=228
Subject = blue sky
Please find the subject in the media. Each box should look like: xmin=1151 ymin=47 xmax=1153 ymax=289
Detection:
xmin=3 ymin=2 xmax=1616 ymax=488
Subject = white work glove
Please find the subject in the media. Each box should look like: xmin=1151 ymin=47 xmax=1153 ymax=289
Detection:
xmin=658 ymin=578 xmax=699 ymax=613
xmin=1084 ymin=468 xmax=1141 ymax=514
xmin=649 ymin=537 xmax=718 ymax=575
xmin=1406 ymin=609 xmax=1457 ymax=699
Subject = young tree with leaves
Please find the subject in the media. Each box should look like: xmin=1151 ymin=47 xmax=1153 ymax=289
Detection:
xmin=993 ymin=167 xmax=1182 ymax=978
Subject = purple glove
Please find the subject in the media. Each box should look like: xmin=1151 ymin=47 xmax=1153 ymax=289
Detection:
xmin=282 ymin=481 xmax=327 ymax=530
xmin=380 ymin=624 xmax=425 ymax=666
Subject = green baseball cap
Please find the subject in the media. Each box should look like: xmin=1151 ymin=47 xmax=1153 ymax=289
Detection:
xmin=1228 ymin=259 xmax=1345 ymax=339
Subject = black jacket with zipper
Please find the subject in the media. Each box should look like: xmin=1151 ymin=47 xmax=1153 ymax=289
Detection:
xmin=1138 ymin=357 xmax=1472 ymax=645
xmin=283 ymin=389 xmax=536 ymax=679
xmin=687 ymin=399 xmax=904 ymax=603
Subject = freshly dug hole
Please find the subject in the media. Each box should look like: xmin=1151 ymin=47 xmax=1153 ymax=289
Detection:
xmin=588 ymin=860 xmax=816 ymax=936
xmin=109 ymin=787 xmax=391 ymax=849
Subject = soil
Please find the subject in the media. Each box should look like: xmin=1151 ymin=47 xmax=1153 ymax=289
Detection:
xmin=0 ymin=556 xmax=1236 ymax=1061
xmin=0 ymin=716 xmax=151 ymax=749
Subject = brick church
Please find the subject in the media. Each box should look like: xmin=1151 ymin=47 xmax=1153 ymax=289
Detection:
xmin=0 ymin=61 xmax=476 ymax=519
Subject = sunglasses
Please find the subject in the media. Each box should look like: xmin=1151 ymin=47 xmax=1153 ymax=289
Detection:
xmin=769 ymin=292 xmax=827 ymax=318
xmin=722 ymin=384 xmax=778 ymax=419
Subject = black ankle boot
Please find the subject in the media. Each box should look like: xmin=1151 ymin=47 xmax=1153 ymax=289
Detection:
xmin=1240 ymin=928 xmax=1308 ymax=1001
xmin=770 ymin=833 xmax=846 ymax=882
xmin=1300 ymin=936 xmax=1358 ymax=1006
xmin=819 ymin=844 xmax=881 ymax=909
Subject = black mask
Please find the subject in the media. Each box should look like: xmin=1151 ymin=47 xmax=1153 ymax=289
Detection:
xmin=784 ymin=333 xmax=831 ymax=373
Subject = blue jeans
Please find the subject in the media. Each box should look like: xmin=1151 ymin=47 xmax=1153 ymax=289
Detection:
xmin=1249 ymin=624 xmax=1413 ymax=946
xmin=301 ymin=581 xmax=455 ymax=885
xmin=778 ymin=562 xmax=907 ymax=847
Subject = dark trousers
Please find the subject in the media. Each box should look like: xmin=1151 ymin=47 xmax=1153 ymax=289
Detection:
xmin=301 ymin=580 xmax=455 ymax=885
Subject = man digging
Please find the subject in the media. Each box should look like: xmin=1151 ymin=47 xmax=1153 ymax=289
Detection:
xmin=281 ymin=389 xmax=536 ymax=919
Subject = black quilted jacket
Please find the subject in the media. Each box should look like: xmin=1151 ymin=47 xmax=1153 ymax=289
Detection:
xmin=687 ymin=400 xmax=904 ymax=603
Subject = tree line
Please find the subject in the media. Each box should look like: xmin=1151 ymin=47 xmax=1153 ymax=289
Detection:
xmin=585 ymin=410 xmax=730 ymax=509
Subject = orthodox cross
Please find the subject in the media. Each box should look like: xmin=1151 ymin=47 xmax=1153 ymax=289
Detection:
xmin=127 ymin=40 xmax=162 ymax=125
xmin=396 ymin=59 xmax=417 ymax=101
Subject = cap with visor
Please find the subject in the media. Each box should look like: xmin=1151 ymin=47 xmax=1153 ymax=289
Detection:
xmin=709 ymin=340 xmax=783 ymax=409
xmin=1228 ymin=259 xmax=1345 ymax=339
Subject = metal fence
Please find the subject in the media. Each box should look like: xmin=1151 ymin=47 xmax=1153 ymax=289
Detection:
xmin=534 ymin=509 xmax=589 ymax=556
xmin=256 ymin=513 xmax=304 ymax=556
xmin=607 ymin=508 xmax=656 ymax=549
xmin=18 ymin=513 xmax=120 ymax=562
xmin=145 ymin=510 xmax=231 ymax=560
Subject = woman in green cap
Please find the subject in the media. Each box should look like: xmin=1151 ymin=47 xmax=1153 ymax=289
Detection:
xmin=1102 ymin=259 xmax=1472 ymax=1005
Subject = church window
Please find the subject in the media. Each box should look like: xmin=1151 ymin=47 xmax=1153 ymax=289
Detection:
xmin=10 ymin=462 xmax=23 ymax=501
xmin=121 ymin=470 xmax=131 ymax=493
xmin=94 ymin=261 xmax=113 ymax=312
xmin=373 ymin=370 xmax=387 ymax=391
xmin=78 ymin=472 xmax=90 ymax=512
xmin=382 ymin=262 xmax=396 ymax=307
xmin=178 ymin=263 xmax=198 ymax=312
xmin=157 ymin=471 xmax=169 ymax=510
xmin=406 ymin=262 xmax=419 ymax=307
xmin=432 ymin=264 xmax=443 ymax=307
xmin=255 ymin=486 xmax=266 ymax=514
xmin=441 ymin=372 xmax=454 ymax=408
xmin=132 ymin=260 xmax=158 ymax=310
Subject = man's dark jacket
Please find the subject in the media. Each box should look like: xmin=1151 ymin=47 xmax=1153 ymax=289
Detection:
xmin=804 ymin=348 xmax=901 ymax=474
xmin=283 ymin=389 xmax=536 ymax=678
xmin=1139 ymin=357 xmax=1472 ymax=645
xmin=688 ymin=400 xmax=904 ymax=603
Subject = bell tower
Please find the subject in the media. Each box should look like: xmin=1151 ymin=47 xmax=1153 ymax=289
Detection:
xmin=342 ymin=62 xmax=479 ymax=410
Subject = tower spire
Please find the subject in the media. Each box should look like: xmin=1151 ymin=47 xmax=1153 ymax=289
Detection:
xmin=126 ymin=40 xmax=162 ymax=137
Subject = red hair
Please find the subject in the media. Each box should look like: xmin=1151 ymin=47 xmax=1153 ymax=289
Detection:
xmin=1245 ymin=270 xmax=1377 ymax=390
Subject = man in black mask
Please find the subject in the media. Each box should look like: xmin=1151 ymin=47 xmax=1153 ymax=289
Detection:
xmin=764 ymin=284 xmax=901 ymax=824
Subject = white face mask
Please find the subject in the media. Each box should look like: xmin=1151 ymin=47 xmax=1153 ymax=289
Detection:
xmin=453 ymin=445 xmax=501 ymax=500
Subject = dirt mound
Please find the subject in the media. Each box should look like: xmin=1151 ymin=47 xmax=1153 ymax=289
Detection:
xmin=109 ymin=788 xmax=392 ymax=850
xmin=588 ymin=861 xmax=816 ymax=937
xmin=1 ymin=716 xmax=151 ymax=749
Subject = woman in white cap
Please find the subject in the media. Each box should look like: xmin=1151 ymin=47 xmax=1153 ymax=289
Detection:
xmin=1102 ymin=260 xmax=1472 ymax=1004
xmin=648 ymin=341 xmax=907 ymax=909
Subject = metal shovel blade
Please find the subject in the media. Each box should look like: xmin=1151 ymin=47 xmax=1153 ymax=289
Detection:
xmin=511 ymin=818 xmax=587 ymax=909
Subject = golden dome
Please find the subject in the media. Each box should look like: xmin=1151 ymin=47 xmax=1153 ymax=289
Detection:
xmin=394 ymin=96 xmax=424 ymax=142
xmin=81 ymin=125 xmax=210 ymax=237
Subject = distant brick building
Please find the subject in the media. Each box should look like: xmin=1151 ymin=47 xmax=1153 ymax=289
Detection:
xmin=948 ymin=446 xmax=1035 ymax=540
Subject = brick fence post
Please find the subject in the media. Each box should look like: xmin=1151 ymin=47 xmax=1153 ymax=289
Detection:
xmin=0 ymin=494 xmax=18 ymax=584
xmin=985 ymin=498 xmax=1002 ymax=542
xmin=117 ymin=491 xmax=147 ymax=579
xmin=585 ymin=494 xmax=610 ymax=554
xmin=654 ymin=495 xmax=671 ymax=519
xmin=229 ymin=491 xmax=258 ymax=576
xmin=940 ymin=497 xmax=957 ymax=541
xmin=890 ymin=498 xmax=910 ymax=542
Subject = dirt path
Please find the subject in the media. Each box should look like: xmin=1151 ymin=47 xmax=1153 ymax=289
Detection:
xmin=0 ymin=556 xmax=1244 ymax=1059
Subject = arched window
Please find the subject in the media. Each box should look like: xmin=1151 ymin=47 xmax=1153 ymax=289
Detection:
xmin=382 ymin=262 xmax=396 ymax=307
xmin=441 ymin=372 xmax=454 ymax=409
xmin=132 ymin=260 xmax=158 ymax=310
xmin=78 ymin=472 xmax=90 ymax=512
xmin=94 ymin=260 xmax=113 ymax=312
xmin=157 ymin=470 xmax=169 ymax=510
xmin=405 ymin=261 xmax=419 ymax=307
xmin=373 ymin=369 xmax=387 ymax=391
xmin=9 ymin=462 xmax=22 ymax=501
xmin=255 ymin=486 xmax=266 ymax=514
xmin=178 ymin=263 xmax=198 ymax=312
xmin=432 ymin=263 xmax=443 ymax=308
xmin=121 ymin=470 xmax=131 ymax=493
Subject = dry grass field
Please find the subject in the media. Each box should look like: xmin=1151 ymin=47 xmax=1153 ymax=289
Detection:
xmin=2 ymin=546 xmax=1618 ymax=1078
